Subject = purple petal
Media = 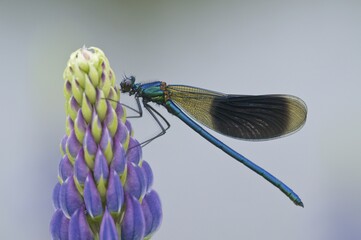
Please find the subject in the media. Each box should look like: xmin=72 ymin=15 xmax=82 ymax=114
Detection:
xmin=100 ymin=123 xmax=111 ymax=147
xmin=76 ymin=109 xmax=86 ymax=128
xmin=125 ymin=162 xmax=146 ymax=200
xmin=60 ymin=135 xmax=68 ymax=155
xmin=84 ymin=127 xmax=97 ymax=152
xmin=74 ymin=149 xmax=90 ymax=185
xmin=100 ymin=126 xmax=113 ymax=163
xmin=66 ymin=117 xmax=74 ymax=135
xmin=50 ymin=209 xmax=69 ymax=240
xmin=69 ymin=96 xmax=80 ymax=120
xmin=72 ymin=79 xmax=83 ymax=105
xmin=64 ymin=80 xmax=72 ymax=98
xmin=141 ymin=190 xmax=162 ymax=237
xmin=125 ymin=120 xmax=133 ymax=135
xmin=107 ymin=88 xmax=118 ymax=109
xmin=126 ymin=138 xmax=142 ymax=164
xmin=94 ymin=148 xmax=109 ymax=183
xmin=101 ymin=70 xmax=106 ymax=81
xmin=69 ymin=206 xmax=94 ymax=240
xmin=115 ymin=104 xmax=124 ymax=120
xmin=60 ymin=177 xmax=83 ymax=218
xmin=105 ymin=101 xmax=118 ymax=136
xmin=70 ymin=96 xmax=80 ymax=110
xmin=66 ymin=130 xmax=82 ymax=164
xmin=113 ymin=121 xmax=129 ymax=146
xmin=106 ymin=170 xmax=124 ymax=214
xmin=83 ymin=173 xmax=103 ymax=218
xmin=52 ymin=182 xmax=61 ymax=209
xmin=83 ymin=127 xmax=97 ymax=168
xmin=111 ymin=142 xmax=126 ymax=175
xmin=59 ymin=155 xmax=73 ymax=182
xmin=121 ymin=193 xmax=145 ymax=240
xmin=99 ymin=208 xmax=119 ymax=240
xmin=74 ymin=110 xmax=87 ymax=142
xmin=140 ymin=161 xmax=153 ymax=193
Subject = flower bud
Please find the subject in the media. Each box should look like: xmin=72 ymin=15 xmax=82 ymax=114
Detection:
xmin=50 ymin=47 xmax=162 ymax=239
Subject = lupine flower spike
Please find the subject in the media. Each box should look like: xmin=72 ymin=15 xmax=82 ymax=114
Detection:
xmin=50 ymin=47 xmax=162 ymax=240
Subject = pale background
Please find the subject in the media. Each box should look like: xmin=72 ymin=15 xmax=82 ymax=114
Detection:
xmin=1 ymin=1 xmax=360 ymax=239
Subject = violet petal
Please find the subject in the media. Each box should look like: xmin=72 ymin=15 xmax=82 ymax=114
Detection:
xmin=107 ymin=87 xmax=118 ymax=106
xmin=115 ymin=103 xmax=125 ymax=120
xmin=52 ymin=182 xmax=61 ymax=210
xmin=66 ymin=129 xmax=82 ymax=164
xmin=50 ymin=209 xmax=69 ymax=240
xmin=106 ymin=170 xmax=124 ymax=214
xmin=74 ymin=109 xmax=87 ymax=143
xmin=125 ymin=120 xmax=133 ymax=135
xmin=68 ymin=96 xmax=80 ymax=121
xmin=59 ymin=155 xmax=73 ymax=182
xmin=141 ymin=190 xmax=162 ymax=237
xmin=121 ymin=193 xmax=145 ymax=240
xmin=104 ymin=101 xmax=118 ymax=137
xmin=110 ymin=142 xmax=126 ymax=175
xmin=83 ymin=126 xmax=97 ymax=169
xmin=126 ymin=138 xmax=142 ymax=164
xmin=71 ymin=79 xmax=83 ymax=106
xmin=99 ymin=208 xmax=119 ymax=240
xmin=125 ymin=162 xmax=146 ymax=200
xmin=69 ymin=206 xmax=94 ymax=240
xmin=59 ymin=177 xmax=83 ymax=218
xmin=60 ymin=135 xmax=68 ymax=156
xmin=74 ymin=149 xmax=90 ymax=185
xmin=141 ymin=161 xmax=153 ymax=193
xmin=66 ymin=116 xmax=74 ymax=135
xmin=113 ymin=121 xmax=129 ymax=147
xmin=94 ymin=148 xmax=109 ymax=183
xmin=83 ymin=173 xmax=103 ymax=218
xmin=64 ymin=80 xmax=72 ymax=100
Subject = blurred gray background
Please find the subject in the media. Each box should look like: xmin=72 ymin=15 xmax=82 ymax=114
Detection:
xmin=1 ymin=0 xmax=360 ymax=239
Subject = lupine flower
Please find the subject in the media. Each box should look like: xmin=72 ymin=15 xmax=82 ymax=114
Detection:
xmin=50 ymin=47 xmax=162 ymax=240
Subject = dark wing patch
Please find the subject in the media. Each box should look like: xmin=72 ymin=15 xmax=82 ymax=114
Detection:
xmin=211 ymin=94 xmax=307 ymax=140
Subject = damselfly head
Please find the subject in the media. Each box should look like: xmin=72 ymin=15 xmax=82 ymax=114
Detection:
xmin=120 ymin=75 xmax=136 ymax=93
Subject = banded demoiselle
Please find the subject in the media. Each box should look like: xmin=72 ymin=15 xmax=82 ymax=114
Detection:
xmin=120 ymin=76 xmax=307 ymax=207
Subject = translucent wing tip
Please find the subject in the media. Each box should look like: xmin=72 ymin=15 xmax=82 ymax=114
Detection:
xmin=283 ymin=95 xmax=308 ymax=136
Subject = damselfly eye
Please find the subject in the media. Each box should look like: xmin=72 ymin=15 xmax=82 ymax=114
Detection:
xmin=120 ymin=76 xmax=136 ymax=93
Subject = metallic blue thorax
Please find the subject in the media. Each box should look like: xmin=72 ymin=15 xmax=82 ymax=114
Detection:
xmin=133 ymin=81 xmax=166 ymax=105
